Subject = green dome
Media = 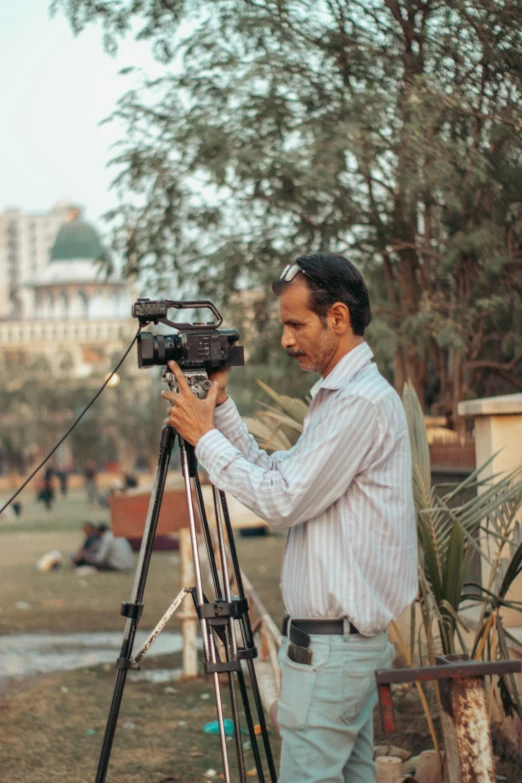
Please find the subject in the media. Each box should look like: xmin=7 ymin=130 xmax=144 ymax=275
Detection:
xmin=50 ymin=216 xmax=106 ymax=262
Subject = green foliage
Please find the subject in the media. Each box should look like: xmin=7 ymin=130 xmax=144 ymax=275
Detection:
xmin=0 ymin=353 xmax=164 ymax=473
xmin=403 ymin=381 xmax=522 ymax=715
xmin=53 ymin=0 xmax=522 ymax=412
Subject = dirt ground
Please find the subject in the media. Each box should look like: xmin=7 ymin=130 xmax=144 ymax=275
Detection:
xmin=0 ymin=652 xmax=280 ymax=783
xmin=1 ymin=488 xmax=520 ymax=781
xmin=2 ymin=660 xmax=517 ymax=783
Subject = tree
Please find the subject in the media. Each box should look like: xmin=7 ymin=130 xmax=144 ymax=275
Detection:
xmin=53 ymin=0 xmax=522 ymax=421
xmin=0 ymin=352 xmax=164 ymax=475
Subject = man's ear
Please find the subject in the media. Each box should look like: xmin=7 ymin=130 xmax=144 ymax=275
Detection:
xmin=330 ymin=302 xmax=351 ymax=334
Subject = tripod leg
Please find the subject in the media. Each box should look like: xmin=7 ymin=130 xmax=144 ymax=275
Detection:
xmin=193 ymin=474 xmax=249 ymax=782
xmin=224 ymin=628 xmax=249 ymax=783
xmin=180 ymin=441 xmax=232 ymax=783
xmin=94 ymin=426 xmax=176 ymax=783
xmin=219 ymin=490 xmax=278 ymax=783
xmin=212 ymin=484 xmax=257 ymax=783
xmin=236 ymin=665 xmax=266 ymax=780
xmin=211 ymin=485 xmax=266 ymax=783
xmin=194 ymin=476 xmax=222 ymax=599
xmin=192 ymin=473 xmax=248 ymax=782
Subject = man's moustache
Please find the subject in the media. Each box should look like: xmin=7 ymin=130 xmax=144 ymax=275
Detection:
xmin=287 ymin=350 xmax=306 ymax=358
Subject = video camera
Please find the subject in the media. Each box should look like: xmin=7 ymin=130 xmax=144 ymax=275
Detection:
xmin=132 ymin=298 xmax=245 ymax=373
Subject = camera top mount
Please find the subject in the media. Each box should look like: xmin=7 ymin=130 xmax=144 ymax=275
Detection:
xmin=132 ymin=299 xmax=223 ymax=331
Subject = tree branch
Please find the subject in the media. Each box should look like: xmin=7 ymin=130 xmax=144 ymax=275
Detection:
xmin=391 ymin=241 xmax=442 ymax=260
xmin=466 ymin=352 xmax=522 ymax=373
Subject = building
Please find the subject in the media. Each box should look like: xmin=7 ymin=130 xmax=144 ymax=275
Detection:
xmin=0 ymin=202 xmax=71 ymax=319
xmin=0 ymin=204 xmax=139 ymax=379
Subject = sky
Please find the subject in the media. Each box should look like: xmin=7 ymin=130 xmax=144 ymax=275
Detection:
xmin=0 ymin=1 xmax=162 ymax=227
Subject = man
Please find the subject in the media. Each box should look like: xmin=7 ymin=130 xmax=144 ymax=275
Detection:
xmin=85 ymin=523 xmax=134 ymax=571
xmin=83 ymin=459 xmax=98 ymax=505
xmin=37 ymin=466 xmax=55 ymax=511
xmin=70 ymin=521 xmax=101 ymax=567
xmin=162 ymin=252 xmax=418 ymax=783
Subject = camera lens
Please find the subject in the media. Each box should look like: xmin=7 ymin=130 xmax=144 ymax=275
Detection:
xmin=163 ymin=335 xmax=181 ymax=364
xmin=137 ymin=332 xmax=155 ymax=367
xmin=137 ymin=332 xmax=183 ymax=367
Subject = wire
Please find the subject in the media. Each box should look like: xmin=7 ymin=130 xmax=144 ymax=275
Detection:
xmin=0 ymin=326 xmax=142 ymax=516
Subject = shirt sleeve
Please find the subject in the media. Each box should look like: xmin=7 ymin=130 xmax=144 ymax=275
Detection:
xmin=196 ymin=393 xmax=380 ymax=529
xmin=213 ymin=396 xmax=290 ymax=470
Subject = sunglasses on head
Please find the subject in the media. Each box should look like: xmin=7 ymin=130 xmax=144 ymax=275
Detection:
xmin=279 ymin=263 xmax=328 ymax=291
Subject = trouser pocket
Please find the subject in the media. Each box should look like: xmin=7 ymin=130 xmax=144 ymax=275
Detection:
xmin=277 ymin=638 xmax=328 ymax=731
xmin=341 ymin=635 xmax=393 ymax=724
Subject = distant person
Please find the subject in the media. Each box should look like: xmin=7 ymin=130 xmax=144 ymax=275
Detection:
xmin=98 ymin=473 xmax=139 ymax=509
xmin=70 ymin=521 xmax=101 ymax=567
xmin=55 ymin=467 xmax=69 ymax=496
xmin=1 ymin=501 xmax=22 ymax=522
xmin=37 ymin=466 xmax=55 ymax=511
xmin=98 ymin=476 xmax=124 ymax=509
xmin=85 ymin=523 xmax=134 ymax=571
xmin=0 ymin=441 xmax=8 ymax=476
xmin=124 ymin=473 xmax=139 ymax=490
xmin=84 ymin=460 xmax=98 ymax=505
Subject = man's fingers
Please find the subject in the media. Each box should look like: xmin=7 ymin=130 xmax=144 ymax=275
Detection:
xmin=161 ymin=389 xmax=179 ymax=404
xmin=206 ymin=382 xmax=219 ymax=407
xmin=168 ymin=361 xmax=191 ymax=391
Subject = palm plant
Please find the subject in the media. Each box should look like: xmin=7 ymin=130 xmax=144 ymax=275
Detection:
xmin=242 ymin=380 xmax=307 ymax=452
xmin=402 ymin=383 xmax=522 ymax=724
xmin=245 ymin=380 xmax=522 ymax=721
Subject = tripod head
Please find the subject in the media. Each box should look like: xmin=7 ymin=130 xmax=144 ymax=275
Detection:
xmin=162 ymin=367 xmax=212 ymax=399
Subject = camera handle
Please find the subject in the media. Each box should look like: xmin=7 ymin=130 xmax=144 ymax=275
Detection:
xmin=93 ymin=377 xmax=276 ymax=783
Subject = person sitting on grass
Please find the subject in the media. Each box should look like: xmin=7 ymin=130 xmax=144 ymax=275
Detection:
xmin=84 ymin=523 xmax=134 ymax=571
xmin=70 ymin=521 xmax=101 ymax=567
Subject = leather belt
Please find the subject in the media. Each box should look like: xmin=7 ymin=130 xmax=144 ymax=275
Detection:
xmin=282 ymin=616 xmax=359 ymax=646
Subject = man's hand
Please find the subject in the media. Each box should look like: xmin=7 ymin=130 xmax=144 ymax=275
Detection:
xmin=161 ymin=361 xmax=219 ymax=446
xmin=208 ymin=363 xmax=231 ymax=406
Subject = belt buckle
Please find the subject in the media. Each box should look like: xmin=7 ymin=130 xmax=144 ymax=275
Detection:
xmin=287 ymin=641 xmax=313 ymax=666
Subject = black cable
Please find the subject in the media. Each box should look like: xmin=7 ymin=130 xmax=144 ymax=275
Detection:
xmin=0 ymin=326 xmax=142 ymax=516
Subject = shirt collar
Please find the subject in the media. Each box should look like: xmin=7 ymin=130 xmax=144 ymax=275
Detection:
xmin=310 ymin=342 xmax=374 ymax=398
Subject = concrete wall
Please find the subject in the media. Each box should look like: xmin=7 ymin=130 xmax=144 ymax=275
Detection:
xmin=458 ymin=395 xmax=522 ymax=635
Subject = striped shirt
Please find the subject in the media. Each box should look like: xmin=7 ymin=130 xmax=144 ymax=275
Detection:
xmin=196 ymin=342 xmax=418 ymax=635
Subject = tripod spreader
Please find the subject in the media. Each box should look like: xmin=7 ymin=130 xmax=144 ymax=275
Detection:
xmin=191 ymin=590 xmax=259 ymax=672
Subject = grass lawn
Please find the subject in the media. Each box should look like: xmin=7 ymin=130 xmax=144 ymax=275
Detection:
xmin=0 ymin=487 xmax=287 ymax=635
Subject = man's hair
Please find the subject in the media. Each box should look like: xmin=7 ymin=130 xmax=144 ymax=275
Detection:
xmin=97 ymin=523 xmax=109 ymax=534
xmin=272 ymin=252 xmax=372 ymax=335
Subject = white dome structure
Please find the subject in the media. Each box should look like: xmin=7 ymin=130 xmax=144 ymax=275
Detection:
xmin=0 ymin=206 xmax=140 ymax=381
xmin=27 ymin=209 xmax=130 ymax=321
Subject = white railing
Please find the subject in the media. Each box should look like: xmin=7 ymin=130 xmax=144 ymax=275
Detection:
xmin=0 ymin=318 xmax=136 ymax=345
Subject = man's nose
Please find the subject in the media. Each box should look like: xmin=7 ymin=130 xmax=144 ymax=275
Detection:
xmin=281 ymin=327 xmax=295 ymax=349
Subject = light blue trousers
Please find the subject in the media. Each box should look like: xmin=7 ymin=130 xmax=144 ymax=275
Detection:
xmin=277 ymin=630 xmax=393 ymax=783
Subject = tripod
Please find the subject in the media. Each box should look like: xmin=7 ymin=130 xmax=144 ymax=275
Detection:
xmin=94 ymin=373 xmax=277 ymax=783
